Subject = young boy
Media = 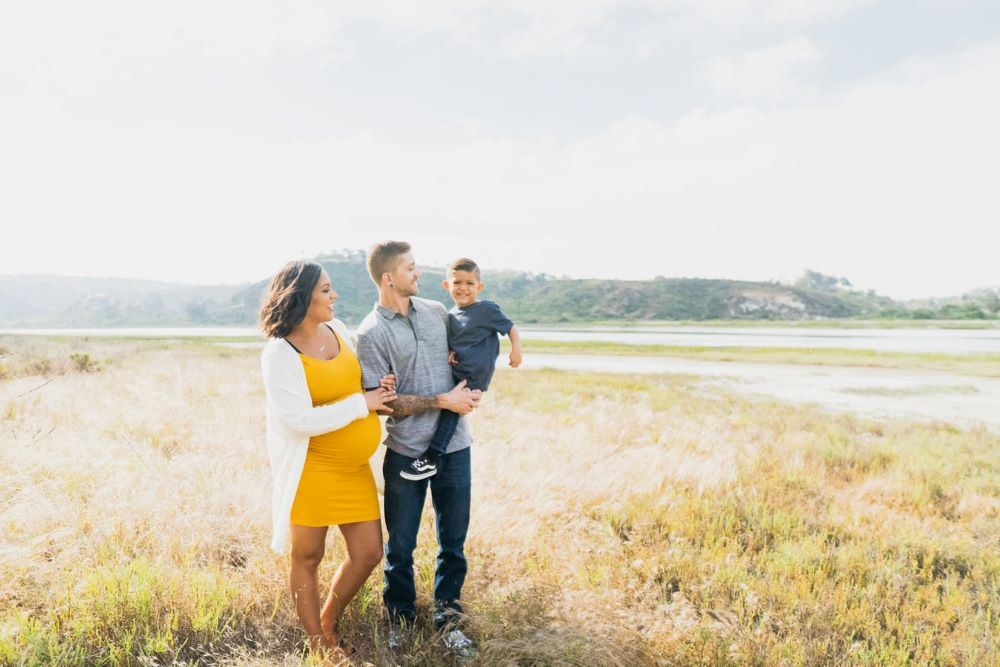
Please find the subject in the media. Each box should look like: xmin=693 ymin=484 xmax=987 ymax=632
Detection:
xmin=400 ymin=257 xmax=522 ymax=480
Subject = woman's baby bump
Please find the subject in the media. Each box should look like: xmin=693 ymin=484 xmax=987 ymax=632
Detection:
xmin=306 ymin=412 xmax=382 ymax=465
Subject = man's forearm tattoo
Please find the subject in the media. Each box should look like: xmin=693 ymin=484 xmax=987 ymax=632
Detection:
xmin=384 ymin=394 xmax=436 ymax=416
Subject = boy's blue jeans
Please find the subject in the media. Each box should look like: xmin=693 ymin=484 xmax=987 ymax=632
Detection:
xmin=382 ymin=446 xmax=471 ymax=627
xmin=426 ymin=373 xmax=487 ymax=457
xmin=426 ymin=410 xmax=461 ymax=457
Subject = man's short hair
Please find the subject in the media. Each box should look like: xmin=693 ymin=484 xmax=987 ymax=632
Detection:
xmin=448 ymin=257 xmax=480 ymax=279
xmin=367 ymin=241 xmax=412 ymax=285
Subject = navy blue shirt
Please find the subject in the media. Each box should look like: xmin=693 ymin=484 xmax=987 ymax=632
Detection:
xmin=448 ymin=300 xmax=514 ymax=392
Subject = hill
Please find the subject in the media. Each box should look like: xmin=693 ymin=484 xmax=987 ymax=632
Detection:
xmin=0 ymin=252 xmax=993 ymax=327
xmin=0 ymin=275 xmax=243 ymax=327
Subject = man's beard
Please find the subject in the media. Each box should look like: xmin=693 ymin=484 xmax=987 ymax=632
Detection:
xmin=397 ymin=281 xmax=418 ymax=296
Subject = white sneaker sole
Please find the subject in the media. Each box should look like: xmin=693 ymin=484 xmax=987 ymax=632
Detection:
xmin=400 ymin=469 xmax=437 ymax=481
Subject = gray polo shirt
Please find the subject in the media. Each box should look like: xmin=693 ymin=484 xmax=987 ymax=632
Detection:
xmin=356 ymin=296 xmax=472 ymax=458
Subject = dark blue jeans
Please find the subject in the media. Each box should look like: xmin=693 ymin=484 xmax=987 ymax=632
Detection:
xmin=427 ymin=372 xmax=488 ymax=457
xmin=382 ymin=446 xmax=471 ymax=627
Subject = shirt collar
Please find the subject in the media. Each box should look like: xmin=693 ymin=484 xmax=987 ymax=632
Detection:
xmin=375 ymin=298 xmax=418 ymax=320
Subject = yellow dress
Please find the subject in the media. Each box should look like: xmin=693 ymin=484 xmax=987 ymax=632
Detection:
xmin=289 ymin=332 xmax=382 ymax=526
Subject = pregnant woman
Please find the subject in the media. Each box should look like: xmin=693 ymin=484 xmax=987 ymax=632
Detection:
xmin=259 ymin=260 xmax=396 ymax=658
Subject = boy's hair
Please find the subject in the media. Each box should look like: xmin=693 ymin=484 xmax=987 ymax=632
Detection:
xmin=367 ymin=241 xmax=412 ymax=285
xmin=448 ymin=257 xmax=481 ymax=280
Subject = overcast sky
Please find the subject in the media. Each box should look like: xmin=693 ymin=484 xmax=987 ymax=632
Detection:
xmin=2 ymin=0 xmax=998 ymax=298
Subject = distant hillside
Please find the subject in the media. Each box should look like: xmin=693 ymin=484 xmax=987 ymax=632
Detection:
xmin=0 ymin=252 xmax=993 ymax=327
xmin=898 ymin=287 xmax=1000 ymax=320
xmin=0 ymin=275 xmax=244 ymax=327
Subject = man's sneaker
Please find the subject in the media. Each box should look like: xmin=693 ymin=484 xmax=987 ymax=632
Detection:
xmin=441 ymin=628 xmax=476 ymax=661
xmin=400 ymin=456 xmax=437 ymax=480
xmin=433 ymin=603 xmax=463 ymax=630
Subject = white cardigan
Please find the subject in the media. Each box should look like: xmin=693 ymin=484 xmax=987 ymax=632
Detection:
xmin=260 ymin=318 xmax=370 ymax=554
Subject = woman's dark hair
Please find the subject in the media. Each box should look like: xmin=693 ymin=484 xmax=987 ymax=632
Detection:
xmin=259 ymin=260 xmax=324 ymax=338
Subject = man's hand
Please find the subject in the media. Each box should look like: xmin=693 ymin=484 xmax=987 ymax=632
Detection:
xmin=509 ymin=348 xmax=522 ymax=368
xmin=380 ymin=373 xmax=396 ymax=391
xmin=448 ymin=351 xmax=458 ymax=366
xmin=380 ymin=379 xmax=480 ymax=417
xmin=436 ymin=379 xmax=482 ymax=415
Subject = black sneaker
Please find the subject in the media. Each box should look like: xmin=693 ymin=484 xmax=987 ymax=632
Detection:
xmin=400 ymin=456 xmax=437 ymax=480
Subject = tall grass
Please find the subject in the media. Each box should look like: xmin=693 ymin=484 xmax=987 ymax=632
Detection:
xmin=0 ymin=337 xmax=997 ymax=665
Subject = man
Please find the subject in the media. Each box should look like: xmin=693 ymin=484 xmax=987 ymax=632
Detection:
xmin=356 ymin=240 xmax=481 ymax=657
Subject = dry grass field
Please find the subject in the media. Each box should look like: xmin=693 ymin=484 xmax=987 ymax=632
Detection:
xmin=1 ymin=336 xmax=998 ymax=665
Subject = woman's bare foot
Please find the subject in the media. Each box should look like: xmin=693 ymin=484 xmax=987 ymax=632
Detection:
xmin=320 ymin=609 xmax=335 ymax=639
xmin=307 ymin=634 xmax=350 ymax=665
xmin=307 ymin=632 xmax=336 ymax=652
xmin=321 ymin=610 xmax=355 ymax=655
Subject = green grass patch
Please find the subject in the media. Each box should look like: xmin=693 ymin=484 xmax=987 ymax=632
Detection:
xmin=840 ymin=384 xmax=981 ymax=397
xmin=1 ymin=556 xmax=254 ymax=665
xmin=510 ymin=339 xmax=1000 ymax=376
xmin=568 ymin=319 xmax=1000 ymax=330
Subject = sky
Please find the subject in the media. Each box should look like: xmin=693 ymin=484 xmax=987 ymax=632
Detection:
xmin=1 ymin=0 xmax=998 ymax=299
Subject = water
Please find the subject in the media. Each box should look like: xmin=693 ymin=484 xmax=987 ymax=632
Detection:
xmin=2 ymin=325 xmax=999 ymax=354
xmin=521 ymin=354 xmax=1000 ymax=432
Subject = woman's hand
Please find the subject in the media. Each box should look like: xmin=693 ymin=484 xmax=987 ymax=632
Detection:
xmin=380 ymin=373 xmax=396 ymax=391
xmin=364 ymin=386 xmax=396 ymax=413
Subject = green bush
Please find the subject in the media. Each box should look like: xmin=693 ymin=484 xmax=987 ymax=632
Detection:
xmin=29 ymin=357 xmax=52 ymax=376
xmin=70 ymin=353 xmax=101 ymax=373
